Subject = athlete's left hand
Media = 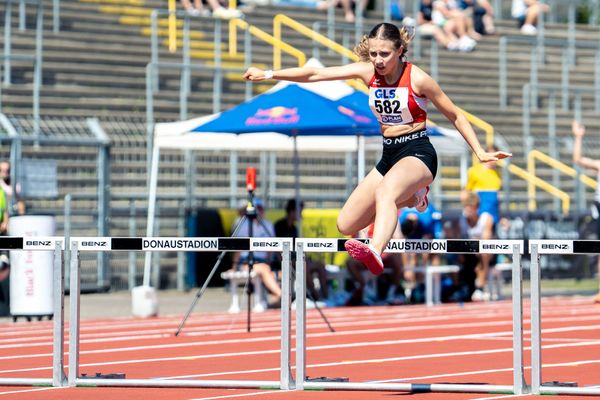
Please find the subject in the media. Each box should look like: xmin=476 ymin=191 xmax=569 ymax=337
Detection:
xmin=477 ymin=151 xmax=512 ymax=163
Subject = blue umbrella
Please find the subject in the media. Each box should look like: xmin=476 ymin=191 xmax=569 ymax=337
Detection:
xmin=192 ymin=85 xmax=381 ymax=136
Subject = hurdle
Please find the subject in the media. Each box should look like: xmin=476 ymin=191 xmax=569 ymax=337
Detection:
xmin=530 ymin=240 xmax=600 ymax=396
xmin=0 ymin=237 xmax=65 ymax=387
xmin=292 ymin=238 xmax=527 ymax=394
xmin=67 ymin=237 xmax=294 ymax=389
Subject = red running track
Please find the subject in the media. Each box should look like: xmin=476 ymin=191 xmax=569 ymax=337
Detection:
xmin=0 ymin=296 xmax=599 ymax=399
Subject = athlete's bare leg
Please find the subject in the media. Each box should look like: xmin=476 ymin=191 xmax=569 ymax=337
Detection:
xmin=371 ymin=157 xmax=433 ymax=254
xmin=337 ymin=167 xmax=424 ymax=236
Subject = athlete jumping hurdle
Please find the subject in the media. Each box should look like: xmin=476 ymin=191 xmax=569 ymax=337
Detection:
xmin=244 ymin=22 xmax=511 ymax=274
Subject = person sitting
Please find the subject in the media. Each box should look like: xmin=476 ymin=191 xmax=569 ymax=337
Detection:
xmin=459 ymin=191 xmax=495 ymax=301
xmin=511 ymin=0 xmax=549 ymax=35
xmin=458 ymin=0 xmax=496 ymax=35
xmin=399 ymin=201 xmax=443 ymax=302
xmin=180 ymin=0 xmax=243 ymax=18
xmin=274 ymin=199 xmax=329 ymax=302
xmin=418 ymin=0 xmax=461 ymax=51
xmin=230 ymin=199 xmax=281 ymax=309
xmin=432 ymin=0 xmax=478 ymax=52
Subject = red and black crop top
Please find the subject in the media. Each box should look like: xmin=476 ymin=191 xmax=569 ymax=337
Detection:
xmin=368 ymin=62 xmax=428 ymax=126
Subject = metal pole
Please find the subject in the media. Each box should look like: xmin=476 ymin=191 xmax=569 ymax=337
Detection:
xmin=143 ymin=145 xmax=161 ymax=286
xmin=511 ymin=244 xmax=526 ymax=394
xmin=52 ymin=241 xmax=65 ymax=387
xmin=151 ymin=11 xmax=159 ymax=93
xmin=68 ymin=241 xmax=80 ymax=386
xmin=413 ymin=0 xmax=421 ymax=59
xmin=595 ymin=48 xmax=600 ymax=113
xmin=567 ymin=1 xmax=576 ymax=66
xmin=33 ymin=0 xmax=43 ymax=145
xmin=430 ymin=39 xmax=438 ymax=81
xmin=53 ymin=0 xmax=59 ymax=32
xmin=279 ymin=242 xmax=292 ymax=390
xmin=177 ymin=203 xmax=185 ymax=291
xmin=530 ymin=46 xmax=539 ymax=112
xmin=128 ymin=199 xmax=137 ymax=289
xmin=213 ymin=19 xmax=222 ymax=114
xmin=4 ymin=0 xmax=12 ymax=86
xmin=145 ymin=63 xmax=155 ymax=183
xmin=522 ymin=83 xmax=532 ymax=160
xmin=294 ymin=242 xmax=306 ymax=390
xmin=561 ymin=52 xmax=569 ymax=111
xmin=64 ymin=193 xmax=71 ymax=291
xmin=499 ymin=37 xmax=507 ymax=108
xmin=18 ymin=0 xmax=25 ymax=31
xmin=530 ymin=243 xmax=541 ymax=394
xmin=548 ymin=94 xmax=559 ymax=213
xmin=229 ymin=150 xmax=238 ymax=208
xmin=180 ymin=15 xmax=190 ymax=121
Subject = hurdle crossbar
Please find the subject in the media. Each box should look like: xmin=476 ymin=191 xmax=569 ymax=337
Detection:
xmin=530 ymin=240 xmax=600 ymax=396
xmin=0 ymin=237 xmax=65 ymax=387
xmin=293 ymin=238 xmax=527 ymax=394
xmin=67 ymin=237 xmax=292 ymax=389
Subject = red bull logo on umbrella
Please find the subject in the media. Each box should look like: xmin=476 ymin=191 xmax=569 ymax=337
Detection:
xmin=337 ymin=105 xmax=372 ymax=124
xmin=246 ymin=106 xmax=300 ymax=126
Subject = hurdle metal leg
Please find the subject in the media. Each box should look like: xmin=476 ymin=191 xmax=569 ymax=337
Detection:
xmin=530 ymin=244 xmax=541 ymax=395
xmin=68 ymin=241 xmax=80 ymax=386
xmin=0 ymin=239 xmax=64 ymax=387
xmin=280 ymin=242 xmax=293 ymax=389
xmin=295 ymin=243 xmax=307 ymax=390
xmin=52 ymin=241 xmax=66 ymax=387
xmin=511 ymin=244 xmax=527 ymax=395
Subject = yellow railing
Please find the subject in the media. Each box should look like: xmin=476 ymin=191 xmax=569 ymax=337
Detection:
xmin=527 ymin=149 xmax=597 ymax=210
xmin=229 ymin=18 xmax=306 ymax=67
xmin=167 ymin=0 xmax=177 ymax=53
xmin=498 ymin=159 xmax=570 ymax=214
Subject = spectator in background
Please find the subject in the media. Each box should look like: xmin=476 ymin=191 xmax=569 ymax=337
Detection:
xmin=399 ymin=202 xmax=442 ymax=301
xmin=459 ymin=191 xmax=494 ymax=301
xmin=0 ymin=187 xmax=9 ymax=282
xmin=316 ymin=0 xmax=368 ymax=23
xmin=417 ymin=0 xmax=460 ymax=51
xmin=459 ymin=0 xmax=495 ymax=35
xmin=0 ymin=161 xmax=24 ymax=216
xmin=463 ymin=145 xmax=502 ymax=225
xmin=274 ymin=199 xmax=329 ymax=302
xmin=511 ymin=0 xmax=550 ymax=35
xmin=180 ymin=0 xmax=243 ymax=18
xmin=431 ymin=0 xmax=478 ymax=51
xmin=572 ymin=120 xmax=600 ymax=304
xmin=230 ymin=199 xmax=281 ymax=308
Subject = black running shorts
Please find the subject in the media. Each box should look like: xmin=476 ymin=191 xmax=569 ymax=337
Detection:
xmin=375 ymin=130 xmax=438 ymax=178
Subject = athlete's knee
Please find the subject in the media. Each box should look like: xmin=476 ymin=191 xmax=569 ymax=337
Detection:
xmin=336 ymin=216 xmax=354 ymax=236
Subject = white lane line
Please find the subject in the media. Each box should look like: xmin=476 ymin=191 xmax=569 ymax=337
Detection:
xmin=6 ymin=338 xmax=600 ymax=377
xmin=190 ymin=391 xmax=278 ymax=400
xmin=0 ymin=387 xmax=61 ymax=396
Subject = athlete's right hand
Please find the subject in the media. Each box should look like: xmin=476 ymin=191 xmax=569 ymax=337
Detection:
xmin=572 ymin=120 xmax=586 ymax=137
xmin=243 ymin=67 xmax=266 ymax=81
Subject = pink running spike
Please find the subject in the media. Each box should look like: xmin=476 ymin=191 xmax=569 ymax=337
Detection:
xmin=344 ymin=239 xmax=384 ymax=276
xmin=415 ymin=186 xmax=430 ymax=213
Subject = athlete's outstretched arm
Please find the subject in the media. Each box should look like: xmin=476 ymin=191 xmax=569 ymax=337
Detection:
xmin=243 ymin=62 xmax=372 ymax=83
xmin=412 ymin=66 xmax=511 ymax=163
xmin=572 ymin=120 xmax=600 ymax=171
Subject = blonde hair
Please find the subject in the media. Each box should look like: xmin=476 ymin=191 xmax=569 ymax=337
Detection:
xmin=353 ymin=23 xmax=413 ymax=62
xmin=462 ymin=191 xmax=481 ymax=208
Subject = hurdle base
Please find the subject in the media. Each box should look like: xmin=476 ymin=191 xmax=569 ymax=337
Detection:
xmin=306 ymin=376 xmax=349 ymax=383
xmin=131 ymin=285 xmax=158 ymax=317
